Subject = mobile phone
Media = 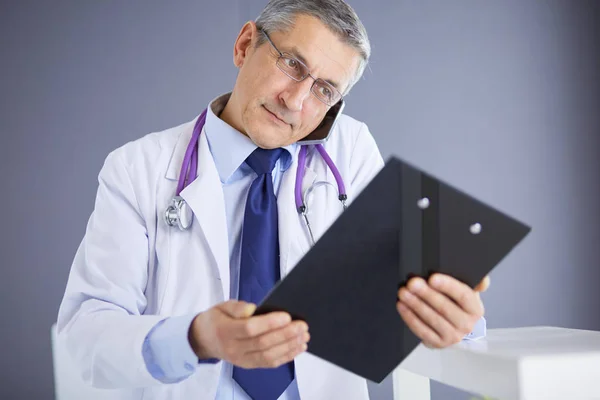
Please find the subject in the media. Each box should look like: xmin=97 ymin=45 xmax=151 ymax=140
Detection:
xmin=297 ymin=99 xmax=345 ymax=145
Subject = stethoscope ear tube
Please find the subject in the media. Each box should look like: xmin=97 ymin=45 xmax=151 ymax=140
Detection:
xmin=301 ymin=180 xmax=346 ymax=246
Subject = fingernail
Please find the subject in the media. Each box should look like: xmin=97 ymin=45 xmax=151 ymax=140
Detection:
xmin=278 ymin=314 xmax=291 ymax=324
xmin=398 ymin=302 xmax=408 ymax=312
xmin=400 ymin=288 xmax=413 ymax=301
xmin=409 ymin=278 xmax=424 ymax=292
xmin=430 ymin=275 xmax=444 ymax=287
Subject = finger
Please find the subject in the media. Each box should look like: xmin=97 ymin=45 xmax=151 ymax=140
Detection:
xmin=398 ymin=287 xmax=463 ymax=345
xmin=428 ymin=274 xmax=483 ymax=316
xmin=474 ymin=276 xmax=491 ymax=292
xmin=231 ymin=312 xmax=293 ymax=339
xmin=218 ymin=300 xmax=257 ymax=319
xmin=397 ymin=301 xmax=444 ymax=348
xmin=246 ymin=334 xmax=308 ymax=368
xmin=242 ymin=320 xmax=309 ymax=352
xmin=405 ymin=277 xmax=474 ymax=334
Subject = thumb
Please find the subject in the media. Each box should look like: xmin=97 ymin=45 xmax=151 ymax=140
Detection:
xmin=474 ymin=275 xmax=491 ymax=292
xmin=219 ymin=300 xmax=256 ymax=319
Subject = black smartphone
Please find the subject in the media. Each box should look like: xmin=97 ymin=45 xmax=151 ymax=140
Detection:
xmin=297 ymin=99 xmax=345 ymax=145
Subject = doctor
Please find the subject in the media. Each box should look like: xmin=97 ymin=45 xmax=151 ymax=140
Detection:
xmin=57 ymin=0 xmax=489 ymax=399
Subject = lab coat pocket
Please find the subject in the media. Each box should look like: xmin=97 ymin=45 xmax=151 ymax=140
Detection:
xmin=155 ymin=220 xmax=223 ymax=317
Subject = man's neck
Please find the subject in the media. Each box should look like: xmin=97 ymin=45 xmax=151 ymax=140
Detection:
xmin=219 ymin=92 xmax=246 ymax=137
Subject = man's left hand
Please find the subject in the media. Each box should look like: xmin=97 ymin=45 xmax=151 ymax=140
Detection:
xmin=397 ymin=274 xmax=490 ymax=348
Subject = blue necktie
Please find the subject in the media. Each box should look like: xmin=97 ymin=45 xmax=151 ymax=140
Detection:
xmin=233 ymin=147 xmax=294 ymax=400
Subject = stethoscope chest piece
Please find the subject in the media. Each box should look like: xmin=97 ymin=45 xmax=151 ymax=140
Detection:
xmin=165 ymin=196 xmax=193 ymax=231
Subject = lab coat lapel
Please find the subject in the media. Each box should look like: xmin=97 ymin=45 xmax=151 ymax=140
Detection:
xmin=278 ymin=146 xmax=318 ymax=277
xmin=178 ymin=131 xmax=229 ymax=300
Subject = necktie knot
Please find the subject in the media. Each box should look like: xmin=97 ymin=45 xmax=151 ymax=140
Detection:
xmin=246 ymin=148 xmax=284 ymax=175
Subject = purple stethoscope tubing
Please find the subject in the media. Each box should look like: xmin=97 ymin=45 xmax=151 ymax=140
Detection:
xmin=167 ymin=109 xmax=348 ymax=240
xmin=176 ymin=109 xmax=207 ymax=196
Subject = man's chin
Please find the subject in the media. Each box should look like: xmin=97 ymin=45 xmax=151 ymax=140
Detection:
xmin=249 ymin=132 xmax=291 ymax=149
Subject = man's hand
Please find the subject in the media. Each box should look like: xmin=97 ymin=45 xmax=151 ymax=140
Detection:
xmin=397 ymin=274 xmax=490 ymax=348
xmin=189 ymin=300 xmax=310 ymax=368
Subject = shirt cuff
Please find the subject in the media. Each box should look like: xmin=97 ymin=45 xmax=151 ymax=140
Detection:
xmin=142 ymin=313 xmax=216 ymax=383
xmin=462 ymin=316 xmax=486 ymax=341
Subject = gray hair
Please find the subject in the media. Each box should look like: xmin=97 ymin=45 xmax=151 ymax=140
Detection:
xmin=255 ymin=0 xmax=371 ymax=94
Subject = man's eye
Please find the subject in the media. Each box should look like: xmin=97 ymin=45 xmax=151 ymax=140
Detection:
xmin=285 ymin=58 xmax=299 ymax=69
xmin=318 ymin=85 xmax=332 ymax=99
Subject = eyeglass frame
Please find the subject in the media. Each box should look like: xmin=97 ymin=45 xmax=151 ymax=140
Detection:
xmin=260 ymin=29 xmax=344 ymax=107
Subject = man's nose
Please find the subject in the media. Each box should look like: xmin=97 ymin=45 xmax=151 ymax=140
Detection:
xmin=281 ymin=78 xmax=313 ymax=112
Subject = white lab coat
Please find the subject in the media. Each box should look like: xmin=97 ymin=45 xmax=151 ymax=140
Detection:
xmin=57 ymin=110 xmax=385 ymax=400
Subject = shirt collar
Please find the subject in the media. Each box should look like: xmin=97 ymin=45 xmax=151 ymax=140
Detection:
xmin=204 ymin=92 xmax=297 ymax=183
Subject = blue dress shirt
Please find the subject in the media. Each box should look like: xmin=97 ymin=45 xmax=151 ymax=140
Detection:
xmin=141 ymin=96 xmax=486 ymax=398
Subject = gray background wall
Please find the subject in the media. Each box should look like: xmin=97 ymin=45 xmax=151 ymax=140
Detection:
xmin=1 ymin=1 xmax=598 ymax=399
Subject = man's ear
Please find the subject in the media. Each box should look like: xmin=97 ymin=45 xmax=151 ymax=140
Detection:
xmin=233 ymin=21 xmax=260 ymax=68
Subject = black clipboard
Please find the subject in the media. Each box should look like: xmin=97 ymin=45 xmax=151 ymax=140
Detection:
xmin=255 ymin=155 xmax=531 ymax=383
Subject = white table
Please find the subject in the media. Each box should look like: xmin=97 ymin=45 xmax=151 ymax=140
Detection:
xmin=393 ymin=326 xmax=600 ymax=400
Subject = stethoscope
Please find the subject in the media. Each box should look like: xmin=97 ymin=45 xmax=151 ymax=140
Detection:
xmin=165 ymin=108 xmax=348 ymax=245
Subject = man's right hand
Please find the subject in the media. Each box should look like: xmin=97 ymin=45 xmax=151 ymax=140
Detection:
xmin=188 ymin=300 xmax=310 ymax=369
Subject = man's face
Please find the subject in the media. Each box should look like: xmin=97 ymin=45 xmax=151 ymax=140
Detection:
xmin=230 ymin=15 xmax=361 ymax=149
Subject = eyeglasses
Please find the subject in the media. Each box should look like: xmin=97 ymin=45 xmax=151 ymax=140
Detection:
xmin=262 ymin=30 xmax=343 ymax=107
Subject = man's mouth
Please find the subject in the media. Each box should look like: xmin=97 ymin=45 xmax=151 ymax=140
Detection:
xmin=263 ymin=105 xmax=289 ymax=126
